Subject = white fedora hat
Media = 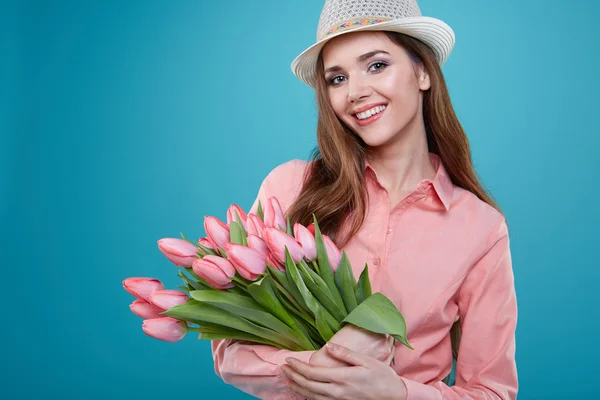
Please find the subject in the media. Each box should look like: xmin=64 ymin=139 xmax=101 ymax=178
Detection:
xmin=291 ymin=0 xmax=455 ymax=88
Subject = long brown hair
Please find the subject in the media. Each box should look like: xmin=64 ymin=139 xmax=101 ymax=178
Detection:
xmin=287 ymin=31 xmax=501 ymax=383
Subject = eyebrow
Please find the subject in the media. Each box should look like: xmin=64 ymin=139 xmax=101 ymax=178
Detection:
xmin=324 ymin=50 xmax=390 ymax=74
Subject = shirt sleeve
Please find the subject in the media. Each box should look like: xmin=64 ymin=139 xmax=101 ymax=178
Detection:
xmin=400 ymin=218 xmax=518 ymax=400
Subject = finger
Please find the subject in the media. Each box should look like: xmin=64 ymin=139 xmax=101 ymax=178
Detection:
xmin=286 ymin=378 xmax=330 ymax=400
xmin=285 ymin=357 xmax=342 ymax=383
xmin=281 ymin=364 xmax=333 ymax=397
xmin=325 ymin=342 xmax=377 ymax=368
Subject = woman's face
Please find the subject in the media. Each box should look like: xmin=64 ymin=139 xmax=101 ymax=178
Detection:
xmin=321 ymin=31 xmax=430 ymax=148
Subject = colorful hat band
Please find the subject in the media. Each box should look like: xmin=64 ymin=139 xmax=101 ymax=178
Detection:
xmin=320 ymin=17 xmax=392 ymax=40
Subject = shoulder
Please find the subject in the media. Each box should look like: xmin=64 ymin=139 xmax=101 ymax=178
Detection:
xmin=260 ymin=159 xmax=312 ymax=212
xmin=451 ymin=186 xmax=508 ymax=249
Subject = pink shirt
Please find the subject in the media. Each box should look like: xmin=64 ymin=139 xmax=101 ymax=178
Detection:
xmin=211 ymin=153 xmax=518 ymax=399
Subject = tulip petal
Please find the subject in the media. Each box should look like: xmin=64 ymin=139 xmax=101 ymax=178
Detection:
xmin=142 ymin=317 xmax=187 ymax=342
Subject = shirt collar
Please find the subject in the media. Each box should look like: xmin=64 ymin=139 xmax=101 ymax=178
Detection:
xmin=364 ymin=152 xmax=453 ymax=211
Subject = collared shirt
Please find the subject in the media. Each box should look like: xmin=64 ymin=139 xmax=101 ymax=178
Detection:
xmin=211 ymin=154 xmax=518 ymax=400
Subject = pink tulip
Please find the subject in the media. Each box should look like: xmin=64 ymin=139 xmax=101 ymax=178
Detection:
xmin=322 ymin=234 xmax=342 ymax=271
xmin=198 ymin=238 xmax=214 ymax=250
xmin=142 ymin=317 xmax=187 ymax=342
xmin=227 ymin=204 xmax=248 ymax=230
xmin=148 ymin=289 xmax=189 ymax=311
xmin=225 ymin=242 xmax=267 ymax=280
xmin=264 ymin=197 xmax=286 ymax=231
xmin=247 ymin=214 xmax=265 ymax=237
xmin=263 ymin=227 xmax=304 ymax=264
xmin=267 ymin=254 xmax=285 ymax=271
xmin=204 ymin=216 xmax=230 ymax=250
xmin=130 ymin=299 xmax=163 ymax=319
xmin=247 ymin=234 xmax=269 ymax=258
xmin=294 ymin=223 xmax=317 ymax=261
xmin=123 ymin=278 xmax=164 ymax=302
xmin=192 ymin=255 xmax=236 ymax=290
xmin=307 ymin=223 xmax=316 ymax=236
xmin=157 ymin=238 xmax=198 ymax=267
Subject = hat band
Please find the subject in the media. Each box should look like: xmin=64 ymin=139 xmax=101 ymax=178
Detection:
xmin=320 ymin=17 xmax=392 ymax=40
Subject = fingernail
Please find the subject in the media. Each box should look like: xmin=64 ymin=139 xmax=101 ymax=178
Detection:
xmin=326 ymin=342 xmax=336 ymax=351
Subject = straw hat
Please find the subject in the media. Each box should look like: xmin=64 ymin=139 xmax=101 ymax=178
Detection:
xmin=291 ymin=0 xmax=455 ymax=88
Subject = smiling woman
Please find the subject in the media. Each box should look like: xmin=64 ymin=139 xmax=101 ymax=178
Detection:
xmin=210 ymin=1 xmax=519 ymax=399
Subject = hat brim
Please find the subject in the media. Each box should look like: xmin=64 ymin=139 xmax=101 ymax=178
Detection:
xmin=290 ymin=16 xmax=455 ymax=88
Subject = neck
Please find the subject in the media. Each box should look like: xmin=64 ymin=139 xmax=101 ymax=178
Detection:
xmin=366 ymin=118 xmax=435 ymax=195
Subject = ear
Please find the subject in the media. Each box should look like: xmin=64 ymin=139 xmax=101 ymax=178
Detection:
xmin=417 ymin=65 xmax=431 ymax=91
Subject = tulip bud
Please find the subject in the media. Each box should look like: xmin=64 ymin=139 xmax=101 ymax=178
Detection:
xmin=198 ymin=238 xmax=214 ymax=249
xmin=322 ymin=234 xmax=342 ymax=271
xmin=307 ymin=223 xmax=316 ymax=236
xmin=267 ymin=254 xmax=285 ymax=271
xmin=264 ymin=197 xmax=286 ymax=231
xmin=227 ymin=204 xmax=248 ymax=230
xmin=142 ymin=317 xmax=187 ymax=342
xmin=247 ymin=234 xmax=269 ymax=258
xmin=157 ymin=238 xmax=199 ymax=267
xmin=225 ymin=242 xmax=267 ymax=281
xmin=294 ymin=223 xmax=317 ymax=261
xmin=130 ymin=299 xmax=163 ymax=319
xmin=263 ymin=227 xmax=304 ymax=264
xmin=148 ymin=289 xmax=189 ymax=311
xmin=204 ymin=216 xmax=230 ymax=251
xmin=123 ymin=277 xmax=164 ymax=302
xmin=192 ymin=255 xmax=236 ymax=290
xmin=247 ymin=214 xmax=265 ymax=237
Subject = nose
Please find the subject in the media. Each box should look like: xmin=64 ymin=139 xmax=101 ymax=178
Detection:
xmin=347 ymin=76 xmax=372 ymax=103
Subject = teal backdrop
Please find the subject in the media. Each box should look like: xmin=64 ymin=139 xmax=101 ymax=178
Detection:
xmin=2 ymin=0 xmax=599 ymax=399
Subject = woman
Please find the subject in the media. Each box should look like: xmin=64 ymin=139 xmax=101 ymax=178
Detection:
xmin=211 ymin=0 xmax=518 ymax=399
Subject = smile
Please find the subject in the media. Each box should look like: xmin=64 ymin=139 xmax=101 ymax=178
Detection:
xmin=353 ymin=105 xmax=387 ymax=126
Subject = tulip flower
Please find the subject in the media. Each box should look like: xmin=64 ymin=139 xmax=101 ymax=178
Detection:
xmin=123 ymin=277 xmax=165 ymax=302
xmin=130 ymin=299 xmax=163 ymax=319
xmin=198 ymin=238 xmax=214 ymax=249
xmin=264 ymin=197 xmax=286 ymax=231
xmin=322 ymin=234 xmax=342 ymax=271
xmin=263 ymin=227 xmax=304 ymax=264
xmin=294 ymin=223 xmax=317 ymax=261
xmin=148 ymin=289 xmax=189 ymax=311
xmin=227 ymin=204 xmax=248 ymax=230
xmin=204 ymin=216 xmax=230 ymax=250
xmin=157 ymin=238 xmax=198 ymax=267
xmin=247 ymin=234 xmax=269 ymax=258
xmin=142 ymin=317 xmax=187 ymax=342
xmin=192 ymin=255 xmax=236 ymax=289
xmin=247 ymin=214 xmax=265 ymax=237
xmin=267 ymin=254 xmax=285 ymax=271
xmin=225 ymin=242 xmax=267 ymax=280
xmin=307 ymin=223 xmax=316 ymax=236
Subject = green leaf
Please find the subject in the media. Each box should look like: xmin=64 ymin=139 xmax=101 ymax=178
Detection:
xmin=247 ymin=276 xmax=315 ymax=350
xmin=196 ymin=325 xmax=280 ymax=347
xmin=163 ymin=300 xmax=302 ymax=351
xmin=234 ymin=210 xmax=248 ymax=247
xmin=285 ymin=249 xmax=340 ymax=341
xmin=334 ymin=252 xmax=358 ymax=313
xmin=177 ymin=285 xmax=190 ymax=293
xmin=189 ymin=290 xmax=311 ymax=350
xmin=355 ymin=264 xmax=372 ymax=304
xmin=286 ymin=215 xmax=293 ymax=236
xmin=341 ymin=292 xmax=413 ymax=350
xmin=268 ymin=265 xmax=310 ymax=315
xmin=257 ymin=200 xmax=264 ymax=221
xmin=313 ymin=216 xmax=347 ymax=314
xmin=297 ymin=262 xmax=346 ymax=322
xmin=230 ymin=221 xmax=243 ymax=245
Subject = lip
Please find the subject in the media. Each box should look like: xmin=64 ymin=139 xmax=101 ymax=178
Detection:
xmin=352 ymin=103 xmax=387 ymax=127
xmin=351 ymin=102 xmax=387 ymax=114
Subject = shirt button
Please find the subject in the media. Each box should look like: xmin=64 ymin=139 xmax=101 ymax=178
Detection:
xmin=373 ymin=257 xmax=380 ymax=266
xmin=407 ymin=197 xmax=414 ymax=204
xmin=386 ymin=228 xmax=392 ymax=234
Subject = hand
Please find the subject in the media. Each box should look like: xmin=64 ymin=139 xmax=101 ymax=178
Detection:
xmin=310 ymin=325 xmax=395 ymax=368
xmin=281 ymin=342 xmax=407 ymax=400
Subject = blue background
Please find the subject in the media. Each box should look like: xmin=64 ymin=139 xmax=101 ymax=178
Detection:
xmin=2 ymin=0 xmax=599 ymax=399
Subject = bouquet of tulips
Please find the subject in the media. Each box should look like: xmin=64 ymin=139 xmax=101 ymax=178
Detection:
xmin=123 ymin=197 xmax=413 ymax=354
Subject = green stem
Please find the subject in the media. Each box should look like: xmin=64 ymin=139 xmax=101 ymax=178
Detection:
xmin=312 ymin=260 xmax=320 ymax=275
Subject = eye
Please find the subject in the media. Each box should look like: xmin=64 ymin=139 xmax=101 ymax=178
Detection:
xmin=329 ymin=75 xmax=347 ymax=86
xmin=368 ymin=61 xmax=388 ymax=72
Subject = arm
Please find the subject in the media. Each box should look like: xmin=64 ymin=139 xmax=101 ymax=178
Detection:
xmin=400 ymin=219 xmax=518 ymax=400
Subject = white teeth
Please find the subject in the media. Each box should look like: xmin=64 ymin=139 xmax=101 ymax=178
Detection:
xmin=356 ymin=105 xmax=386 ymax=120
